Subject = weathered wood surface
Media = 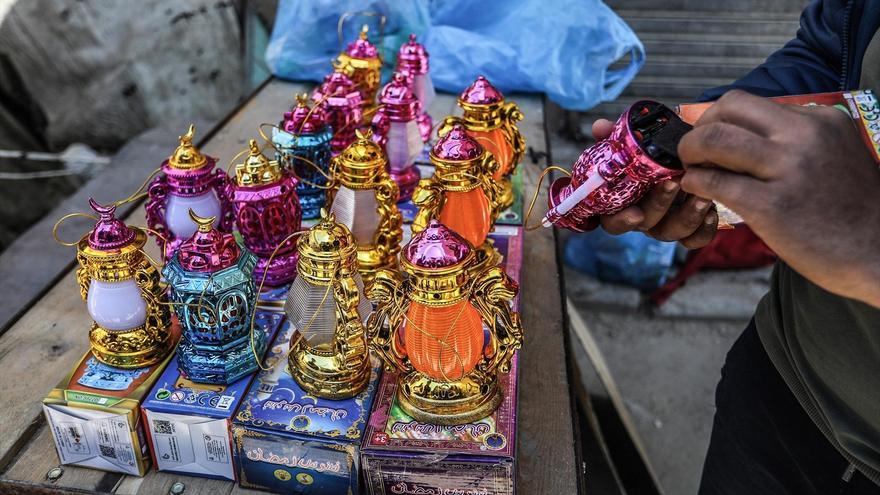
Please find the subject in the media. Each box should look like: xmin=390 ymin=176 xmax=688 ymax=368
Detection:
xmin=0 ymin=79 xmax=582 ymax=494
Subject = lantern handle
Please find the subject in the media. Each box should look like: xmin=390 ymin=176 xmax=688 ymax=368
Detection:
xmin=113 ymin=167 xmax=163 ymax=208
xmin=248 ymin=229 xmax=309 ymax=370
xmin=523 ymin=166 xmax=571 ymax=231
xmin=336 ymin=13 xmax=387 ymax=54
xmin=51 ymin=212 xmax=99 ymax=247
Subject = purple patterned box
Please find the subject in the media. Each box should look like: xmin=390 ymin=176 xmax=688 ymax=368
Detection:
xmin=361 ymin=356 xmax=518 ymax=495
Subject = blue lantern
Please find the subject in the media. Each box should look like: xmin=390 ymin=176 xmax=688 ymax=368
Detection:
xmin=273 ymin=94 xmax=333 ymax=220
xmin=163 ymin=210 xmax=264 ymax=384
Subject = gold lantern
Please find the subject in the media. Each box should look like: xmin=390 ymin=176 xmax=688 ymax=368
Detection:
xmin=412 ymin=125 xmax=504 ymax=276
xmin=366 ymin=220 xmax=523 ymax=424
xmin=75 ymin=199 xmax=174 ymax=368
xmin=334 ymin=24 xmax=383 ymax=123
xmin=327 ymin=129 xmax=403 ymax=283
xmin=438 ymin=75 xmax=525 ymax=210
xmin=284 ymin=210 xmax=373 ymax=400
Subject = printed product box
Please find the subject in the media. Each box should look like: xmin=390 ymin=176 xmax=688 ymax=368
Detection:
xmin=141 ymin=311 xmax=284 ymax=480
xmin=232 ymin=319 xmax=382 ymax=494
xmin=362 ymin=356 xmax=519 ymax=495
xmin=42 ymin=326 xmax=180 ymax=476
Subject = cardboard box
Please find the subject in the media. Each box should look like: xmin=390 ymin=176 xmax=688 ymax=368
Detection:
xmin=362 ymin=356 xmax=519 ymax=495
xmin=42 ymin=326 xmax=180 ymax=476
xmin=141 ymin=311 xmax=285 ymax=480
xmin=232 ymin=319 xmax=382 ymax=494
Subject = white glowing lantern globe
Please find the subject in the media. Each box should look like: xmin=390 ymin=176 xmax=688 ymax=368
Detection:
xmin=165 ymin=191 xmax=222 ymax=240
xmin=87 ymin=279 xmax=148 ymax=331
xmin=386 ymin=121 xmax=423 ymax=174
xmin=412 ymin=74 xmax=435 ymax=109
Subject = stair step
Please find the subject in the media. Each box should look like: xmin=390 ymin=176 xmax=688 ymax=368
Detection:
xmin=605 ymin=0 xmax=810 ymax=13
xmin=642 ymin=35 xmax=786 ymax=58
xmin=613 ymin=54 xmax=762 ymax=79
xmin=619 ymin=10 xmax=800 ymax=36
xmin=620 ymin=75 xmax=731 ymax=99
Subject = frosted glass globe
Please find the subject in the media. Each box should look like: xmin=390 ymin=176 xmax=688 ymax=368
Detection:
xmin=87 ymin=279 xmax=148 ymax=331
xmin=413 ymin=74 xmax=435 ymax=109
xmin=165 ymin=191 xmax=222 ymax=239
xmin=386 ymin=121 xmax=422 ymax=173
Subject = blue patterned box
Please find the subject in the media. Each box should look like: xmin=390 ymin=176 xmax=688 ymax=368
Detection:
xmin=232 ymin=319 xmax=382 ymax=494
xmin=141 ymin=311 xmax=284 ymax=480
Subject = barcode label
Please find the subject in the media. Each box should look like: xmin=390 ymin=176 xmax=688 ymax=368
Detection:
xmin=216 ymin=395 xmax=235 ymax=410
xmin=99 ymin=444 xmax=116 ymax=459
xmin=153 ymin=420 xmax=175 ymax=435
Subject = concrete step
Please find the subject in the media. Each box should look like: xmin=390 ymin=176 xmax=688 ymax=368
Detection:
xmin=621 ymin=75 xmax=731 ymax=99
xmin=613 ymin=54 xmax=761 ymax=80
xmin=606 ymin=0 xmax=809 ymax=13
xmin=618 ymin=9 xmax=801 ymax=36
xmin=642 ymin=32 xmax=789 ymax=58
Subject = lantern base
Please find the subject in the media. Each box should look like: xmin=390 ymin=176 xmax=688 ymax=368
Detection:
xmin=254 ymin=251 xmax=299 ymax=287
xmin=390 ymin=165 xmax=421 ymax=203
xmin=90 ymin=322 xmax=175 ymax=369
xmin=287 ymin=333 xmax=371 ymax=400
xmin=397 ymin=368 xmax=503 ymax=425
xmin=297 ymin=189 xmax=328 ymax=220
xmin=177 ymin=332 xmax=266 ymax=385
xmin=466 ymin=240 xmax=501 ymax=278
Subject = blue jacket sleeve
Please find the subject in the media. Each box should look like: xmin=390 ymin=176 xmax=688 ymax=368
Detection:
xmin=699 ymin=0 xmax=849 ymax=101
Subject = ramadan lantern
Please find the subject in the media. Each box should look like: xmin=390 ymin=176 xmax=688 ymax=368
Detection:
xmin=395 ymin=33 xmax=434 ymax=141
xmin=327 ymin=129 xmax=403 ymax=281
xmin=273 ymin=94 xmax=333 ymax=220
xmin=146 ymin=124 xmax=233 ymax=259
xmin=371 ymin=72 xmax=425 ymax=202
xmin=284 ymin=209 xmax=373 ymax=399
xmin=76 ymin=199 xmax=174 ymax=368
xmin=334 ymin=24 xmax=382 ymax=122
xmin=366 ymin=220 xmax=523 ymax=424
xmin=439 ymin=76 xmax=525 ymax=210
xmin=412 ymin=125 xmax=504 ymax=276
xmin=543 ymin=100 xmax=691 ymax=231
xmin=163 ymin=211 xmax=262 ymax=384
xmin=227 ymin=139 xmax=301 ymax=287
xmin=311 ymin=70 xmax=364 ymax=154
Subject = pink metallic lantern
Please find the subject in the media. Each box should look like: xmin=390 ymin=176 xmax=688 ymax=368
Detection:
xmin=395 ymin=34 xmax=434 ymax=141
xmin=226 ymin=139 xmax=301 ymax=286
xmin=311 ymin=70 xmax=364 ymax=154
xmin=371 ymin=72 xmax=425 ymax=202
xmin=543 ymin=101 xmax=692 ymax=231
xmin=146 ymin=124 xmax=233 ymax=259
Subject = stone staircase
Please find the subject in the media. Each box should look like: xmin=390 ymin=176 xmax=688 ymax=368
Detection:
xmin=579 ymin=6 xmax=806 ymax=131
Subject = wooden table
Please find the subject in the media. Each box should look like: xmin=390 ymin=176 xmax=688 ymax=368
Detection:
xmin=0 ymin=79 xmax=586 ymax=494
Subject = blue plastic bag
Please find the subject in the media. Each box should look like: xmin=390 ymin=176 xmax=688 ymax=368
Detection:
xmin=564 ymin=229 xmax=677 ymax=290
xmin=266 ymin=0 xmax=643 ymax=110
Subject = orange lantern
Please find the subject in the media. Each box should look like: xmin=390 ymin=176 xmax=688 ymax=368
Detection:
xmin=366 ymin=220 xmax=523 ymax=424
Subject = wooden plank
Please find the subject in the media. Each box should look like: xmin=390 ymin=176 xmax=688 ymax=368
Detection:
xmin=0 ymin=80 xmax=582 ymax=493
xmin=0 ymin=79 xmax=307 ymax=492
xmin=514 ymin=95 xmax=581 ymax=494
xmin=2 ymin=424 xmax=121 ymax=493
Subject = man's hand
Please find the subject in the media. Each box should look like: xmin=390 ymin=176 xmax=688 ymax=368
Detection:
xmin=591 ymin=119 xmax=719 ymax=248
xmin=678 ymin=89 xmax=880 ymax=308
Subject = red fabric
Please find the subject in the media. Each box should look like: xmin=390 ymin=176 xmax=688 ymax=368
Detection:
xmin=650 ymin=226 xmax=776 ymax=305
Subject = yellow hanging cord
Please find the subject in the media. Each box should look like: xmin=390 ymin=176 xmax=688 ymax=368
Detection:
xmin=523 ymin=166 xmax=571 ymax=231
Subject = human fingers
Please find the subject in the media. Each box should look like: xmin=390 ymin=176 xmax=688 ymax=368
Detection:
xmin=679 ymin=208 xmax=719 ymax=249
xmin=636 ymin=180 xmax=681 ymax=230
xmin=592 ymin=119 xmax=615 ymax=140
xmin=599 ymin=206 xmax=646 ymax=235
xmin=646 ymin=194 xmax=714 ymax=241
xmin=678 ymin=122 xmax=781 ymax=179
xmin=680 ymin=166 xmax=764 ymax=215
xmin=696 ymin=89 xmax=794 ymax=137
